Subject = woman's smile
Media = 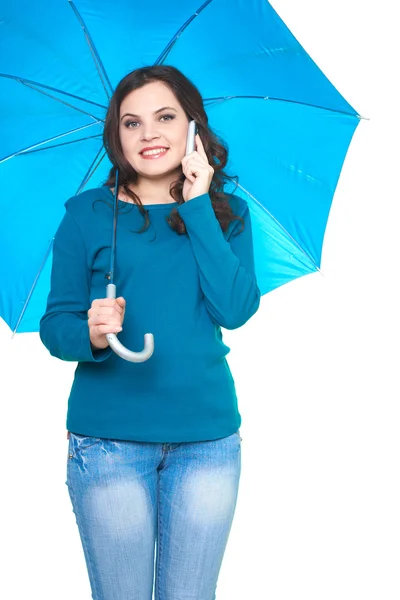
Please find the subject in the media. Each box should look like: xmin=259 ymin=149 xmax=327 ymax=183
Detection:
xmin=140 ymin=148 xmax=170 ymax=160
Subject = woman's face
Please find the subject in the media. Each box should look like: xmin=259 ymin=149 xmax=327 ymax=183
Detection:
xmin=119 ymin=81 xmax=190 ymax=181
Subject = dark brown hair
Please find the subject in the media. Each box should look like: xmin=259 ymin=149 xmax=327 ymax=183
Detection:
xmin=102 ymin=65 xmax=244 ymax=236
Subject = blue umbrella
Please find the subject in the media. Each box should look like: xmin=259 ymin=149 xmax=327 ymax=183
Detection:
xmin=0 ymin=0 xmax=362 ymax=338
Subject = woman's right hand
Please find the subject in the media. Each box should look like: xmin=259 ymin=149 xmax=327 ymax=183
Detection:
xmin=87 ymin=297 xmax=126 ymax=350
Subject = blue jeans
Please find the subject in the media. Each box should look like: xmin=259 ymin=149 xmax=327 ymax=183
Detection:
xmin=66 ymin=430 xmax=242 ymax=600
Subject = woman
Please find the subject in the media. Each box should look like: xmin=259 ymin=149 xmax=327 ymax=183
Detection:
xmin=39 ymin=65 xmax=261 ymax=600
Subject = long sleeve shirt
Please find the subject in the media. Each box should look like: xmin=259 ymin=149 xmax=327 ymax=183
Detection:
xmin=39 ymin=185 xmax=261 ymax=442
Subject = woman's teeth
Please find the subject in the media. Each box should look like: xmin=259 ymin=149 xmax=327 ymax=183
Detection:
xmin=142 ymin=148 xmax=168 ymax=156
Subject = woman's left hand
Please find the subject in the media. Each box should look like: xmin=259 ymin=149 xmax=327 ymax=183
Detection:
xmin=182 ymin=134 xmax=214 ymax=202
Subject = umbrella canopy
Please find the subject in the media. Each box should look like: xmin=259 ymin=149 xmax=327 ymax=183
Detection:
xmin=0 ymin=0 xmax=361 ymax=334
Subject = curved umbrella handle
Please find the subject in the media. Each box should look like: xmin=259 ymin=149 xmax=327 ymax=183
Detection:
xmin=104 ymin=284 xmax=154 ymax=363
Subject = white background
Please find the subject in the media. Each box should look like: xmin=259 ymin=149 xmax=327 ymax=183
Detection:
xmin=1 ymin=1 xmax=398 ymax=598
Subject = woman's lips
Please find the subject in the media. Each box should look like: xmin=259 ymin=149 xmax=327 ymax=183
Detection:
xmin=140 ymin=149 xmax=169 ymax=160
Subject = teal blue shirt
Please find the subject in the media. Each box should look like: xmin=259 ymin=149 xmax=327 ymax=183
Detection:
xmin=39 ymin=185 xmax=261 ymax=442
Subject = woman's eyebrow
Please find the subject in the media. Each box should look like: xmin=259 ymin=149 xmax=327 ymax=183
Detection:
xmin=120 ymin=106 xmax=177 ymax=121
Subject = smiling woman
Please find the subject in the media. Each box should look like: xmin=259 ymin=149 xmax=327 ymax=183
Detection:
xmin=39 ymin=62 xmax=262 ymax=600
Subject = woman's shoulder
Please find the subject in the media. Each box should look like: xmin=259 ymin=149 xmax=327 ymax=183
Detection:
xmin=64 ymin=185 xmax=109 ymax=215
xmin=226 ymin=192 xmax=249 ymax=217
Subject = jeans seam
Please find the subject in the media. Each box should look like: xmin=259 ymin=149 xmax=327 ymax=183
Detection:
xmin=67 ymin=472 xmax=101 ymax=600
xmin=155 ymin=470 xmax=163 ymax=600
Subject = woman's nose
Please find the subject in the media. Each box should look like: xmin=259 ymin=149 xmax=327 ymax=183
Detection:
xmin=141 ymin=128 xmax=161 ymax=142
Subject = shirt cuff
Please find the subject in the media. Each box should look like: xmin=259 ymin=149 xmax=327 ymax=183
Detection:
xmin=80 ymin=321 xmax=113 ymax=362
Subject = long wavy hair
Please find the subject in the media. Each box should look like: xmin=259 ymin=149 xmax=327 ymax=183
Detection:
xmin=102 ymin=65 xmax=244 ymax=236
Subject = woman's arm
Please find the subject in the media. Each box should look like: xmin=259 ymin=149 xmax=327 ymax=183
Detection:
xmin=39 ymin=205 xmax=112 ymax=362
xmin=177 ymin=193 xmax=261 ymax=329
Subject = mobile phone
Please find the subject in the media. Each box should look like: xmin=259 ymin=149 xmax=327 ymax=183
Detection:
xmin=186 ymin=120 xmax=197 ymax=155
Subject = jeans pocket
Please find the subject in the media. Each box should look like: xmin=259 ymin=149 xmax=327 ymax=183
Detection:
xmin=68 ymin=432 xmax=103 ymax=459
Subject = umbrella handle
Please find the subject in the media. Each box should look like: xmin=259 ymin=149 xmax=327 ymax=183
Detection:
xmin=104 ymin=283 xmax=154 ymax=363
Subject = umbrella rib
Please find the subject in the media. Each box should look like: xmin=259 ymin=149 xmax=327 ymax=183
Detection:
xmin=69 ymin=1 xmax=114 ymax=99
xmin=154 ymin=0 xmax=213 ymax=64
xmin=0 ymin=73 xmax=107 ymax=110
xmin=11 ymin=238 xmax=54 ymax=339
xmin=76 ymin=148 xmax=108 ymax=195
xmin=204 ymin=94 xmax=366 ymax=119
xmin=234 ymin=180 xmax=323 ymax=275
xmin=17 ymin=79 xmax=105 ymax=123
xmin=0 ymin=121 xmax=102 ymax=164
xmin=12 ymin=148 xmax=108 ymax=337
xmin=15 ymin=134 xmax=104 ymax=156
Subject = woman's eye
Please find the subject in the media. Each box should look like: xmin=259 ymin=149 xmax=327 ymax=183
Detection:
xmin=160 ymin=114 xmax=175 ymax=122
xmin=125 ymin=114 xmax=175 ymax=128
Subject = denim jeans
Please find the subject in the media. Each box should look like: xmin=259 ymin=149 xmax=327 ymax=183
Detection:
xmin=66 ymin=429 xmax=242 ymax=600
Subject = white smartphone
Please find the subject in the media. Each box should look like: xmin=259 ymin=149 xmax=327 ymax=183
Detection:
xmin=185 ymin=120 xmax=197 ymax=155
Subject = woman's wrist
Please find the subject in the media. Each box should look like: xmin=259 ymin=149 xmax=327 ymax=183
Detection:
xmin=90 ymin=341 xmax=102 ymax=351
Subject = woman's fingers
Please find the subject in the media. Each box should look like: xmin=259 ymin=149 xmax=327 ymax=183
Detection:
xmin=88 ymin=298 xmax=125 ymax=338
xmin=91 ymin=298 xmax=124 ymax=315
xmin=89 ymin=314 xmax=122 ymax=327
xmin=97 ymin=323 xmax=123 ymax=334
xmin=92 ymin=321 xmax=122 ymax=335
xmin=88 ymin=316 xmax=123 ymax=339
xmin=88 ymin=305 xmax=124 ymax=319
